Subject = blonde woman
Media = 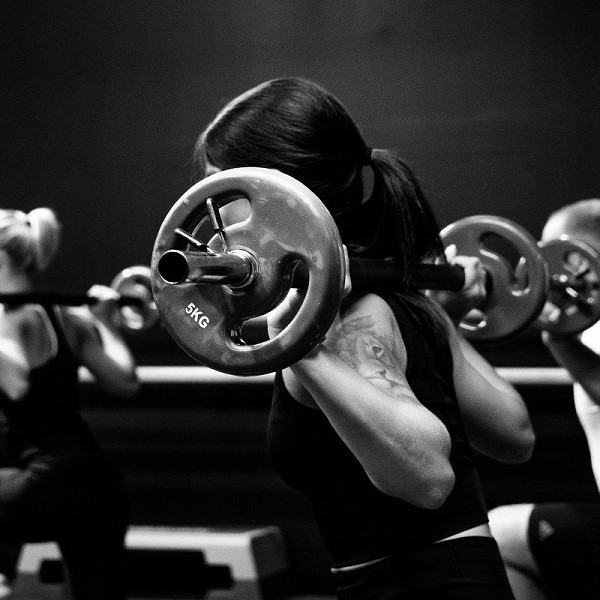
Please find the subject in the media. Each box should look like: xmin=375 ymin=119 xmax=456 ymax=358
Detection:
xmin=0 ymin=208 xmax=139 ymax=599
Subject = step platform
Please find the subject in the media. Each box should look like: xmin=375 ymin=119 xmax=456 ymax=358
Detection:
xmin=13 ymin=525 xmax=291 ymax=599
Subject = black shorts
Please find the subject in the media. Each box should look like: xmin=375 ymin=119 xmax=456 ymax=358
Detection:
xmin=331 ymin=536 xmax=515 ymax=600
xmin=528 ymin=502 xmax=600 ymax=600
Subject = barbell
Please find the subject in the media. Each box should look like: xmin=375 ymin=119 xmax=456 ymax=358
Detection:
xmin=150 ymin=167 xmax=600 ymax=375
xmin=439 ymin=220 xmax=600 ymax=339
xmin=0 ymin=265 xmax=159 ymax=333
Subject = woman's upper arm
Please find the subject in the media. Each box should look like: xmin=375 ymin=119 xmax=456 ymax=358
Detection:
xmin=449 ymin=323 xmax=535 ymax=462
xmin=0 ymin=307 xmax=53 ymax=400
xmin=331 ymin=294 xmax=410 ymax=385
xmin=62 ymin=307 xmax=103 ymax=365
xmin=288 ymin=294 xmax=455 ymax=506
xmin=62 ymin=308 xmax=139 ymax=396
xmin=0 ymin=338 xmax=30 ymax=400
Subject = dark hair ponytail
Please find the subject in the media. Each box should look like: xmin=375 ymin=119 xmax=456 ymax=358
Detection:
xmin=341 ymin=150 xmax=449 ymax=340
xmin=338 ymin=149 xmax=445 ymax=288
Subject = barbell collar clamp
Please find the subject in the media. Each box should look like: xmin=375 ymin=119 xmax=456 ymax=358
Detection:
xmin=157 ymin=248 xmax=257 ymax=288
xmin=174 ymin=227 xmax=214 ymax=253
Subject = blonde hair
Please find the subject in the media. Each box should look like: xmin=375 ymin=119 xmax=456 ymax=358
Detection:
xmin=0 ymin=208 xmax=61 ymax=274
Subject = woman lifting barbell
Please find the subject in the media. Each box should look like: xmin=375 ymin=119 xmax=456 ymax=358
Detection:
xmin=489 ymin=198 xmax=600 ymax=600
xmin=0 ymin=207 xmax=140 ymax=599
xmin=188 ymin=77 xmax=535 ymax=599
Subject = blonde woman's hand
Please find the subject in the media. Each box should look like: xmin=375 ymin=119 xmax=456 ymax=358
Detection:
xmin=87 ymin=284 xmax=121 ymax=328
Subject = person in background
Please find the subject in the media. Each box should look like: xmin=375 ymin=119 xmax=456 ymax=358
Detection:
xmin=0 ymin=207 xmax=140 ymax=599
xmin=192 ymin=77 xmax=535 ymax=599
xmin=489 ymin=198 xmax=600 ymax=600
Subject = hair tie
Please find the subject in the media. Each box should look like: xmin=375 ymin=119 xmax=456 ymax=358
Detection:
xmin=363 ymin=146 xmax=373 ymax=165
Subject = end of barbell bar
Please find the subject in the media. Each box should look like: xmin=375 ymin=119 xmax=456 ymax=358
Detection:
xmin=157 ymin=248 xmax=257 ymax=287
xmin=158 ymin=250 xmax=190 ymax=284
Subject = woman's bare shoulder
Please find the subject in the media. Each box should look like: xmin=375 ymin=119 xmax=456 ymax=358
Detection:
xmin=335 ymin=292 xmax=408 ymax=374
xmin=343 ymin=292 xmax=396 ymax=321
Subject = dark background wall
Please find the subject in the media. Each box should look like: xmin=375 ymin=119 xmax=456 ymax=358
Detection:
xmin=2 ymin=0 xmax=599 ymax=294
xmin=3 ymin=2 xmax=600 ymax=594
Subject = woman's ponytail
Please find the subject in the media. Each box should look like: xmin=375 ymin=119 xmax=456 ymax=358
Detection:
xmin=0 ymin=208 xmax=61 ymax=275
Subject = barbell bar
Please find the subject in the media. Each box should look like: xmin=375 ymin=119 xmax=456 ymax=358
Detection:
xmin=0 ymin=292 xmax=142 ymax=307
xmin=0 ymin=265 xmax=160 ymax=333
xmin=156 ymin=248 xmax=467 ymax=291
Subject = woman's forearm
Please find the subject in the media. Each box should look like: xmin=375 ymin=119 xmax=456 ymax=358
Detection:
xmin=290 ymin=347 xmax=455 ymax=508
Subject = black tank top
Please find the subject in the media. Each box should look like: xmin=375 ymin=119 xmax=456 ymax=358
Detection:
xmin=267 ymin=292 xmax=488 ymax=567
xmin=0 ymin=306 xmax=103 ymax=471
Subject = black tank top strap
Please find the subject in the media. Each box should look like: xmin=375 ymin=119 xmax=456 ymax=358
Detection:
xmin=30 ymin=305 xmax=79 ymax=394
xmin=42 ymin=306 xmax=74 ymax=359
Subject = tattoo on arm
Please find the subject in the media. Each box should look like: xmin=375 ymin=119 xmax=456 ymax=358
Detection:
xmin=327 ymin=314 xmax=414 ymax=398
